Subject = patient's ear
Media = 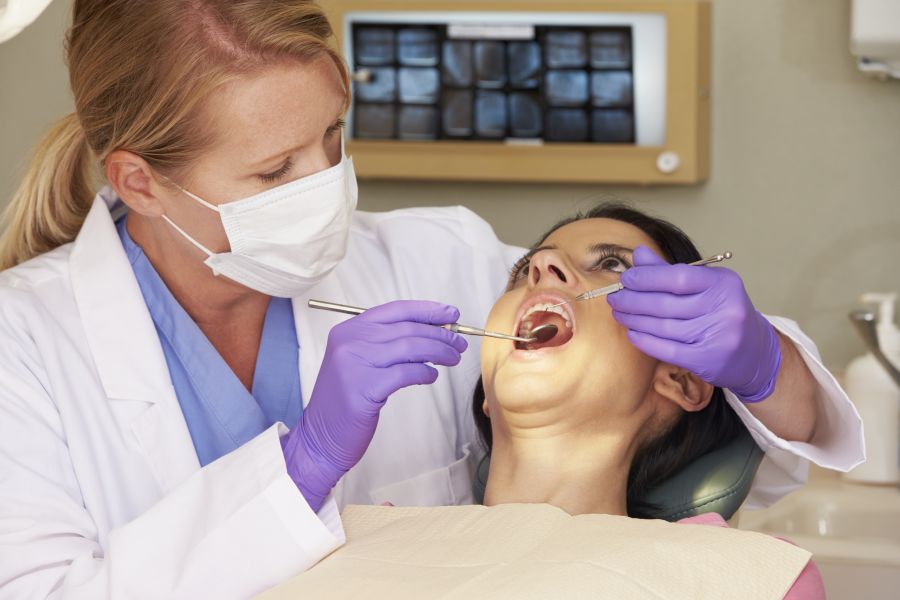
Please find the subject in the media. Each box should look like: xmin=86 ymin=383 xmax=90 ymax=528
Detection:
xmin=482 ymin=399 xmax=490 ymax=418
xmin=652 ymin=363 xmax=713 ymax=412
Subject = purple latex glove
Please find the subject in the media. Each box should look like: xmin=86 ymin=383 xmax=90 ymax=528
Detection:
xmin=281 ymin=301 xmax=467 ymax=512
xmin=607 ymin=246 xmax=782 ymax=403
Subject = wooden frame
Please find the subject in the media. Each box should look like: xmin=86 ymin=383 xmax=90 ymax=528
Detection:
xmin=325 ymin=0 xmax=710 ymax=184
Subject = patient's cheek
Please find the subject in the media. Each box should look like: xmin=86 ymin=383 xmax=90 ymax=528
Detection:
xmin=485 ymin=293 xmax=519 ymax=331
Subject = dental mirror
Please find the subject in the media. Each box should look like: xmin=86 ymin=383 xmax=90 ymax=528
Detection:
xmin=525 ymin=323 xmax=558 ymax=344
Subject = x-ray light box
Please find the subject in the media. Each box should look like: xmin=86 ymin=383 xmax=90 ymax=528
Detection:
xmin=325 ymin=1 xmax=711 ymax=184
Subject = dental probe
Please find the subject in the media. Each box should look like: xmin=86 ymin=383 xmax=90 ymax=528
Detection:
xmin=308 ymin=300 xmax=539 ymax=343
xmin=546 ymin=251 xmax=733 ymax=309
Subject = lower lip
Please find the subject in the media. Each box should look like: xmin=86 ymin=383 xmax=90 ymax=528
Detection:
xmin=509 ymin=342 xmax=571 ymax=360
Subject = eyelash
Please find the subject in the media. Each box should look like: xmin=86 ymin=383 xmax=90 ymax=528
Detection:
xmin=258 ymin=158 xmax=294 ymax=183
xmin=256 ymin=119 xmax=346 ymax=183
xmin=509 ymin=254 xmax=533 ymax=282
xmin=326 ymin=118 xmax=347 ymax=137
xmin=508 ymin=248 xmax=632 ymax=282
xmin=589 ymin=249 xmax=632 ymax=274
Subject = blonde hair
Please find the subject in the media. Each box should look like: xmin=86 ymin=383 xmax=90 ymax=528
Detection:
xmin=0 ymin=0 xmax=348 ymax=270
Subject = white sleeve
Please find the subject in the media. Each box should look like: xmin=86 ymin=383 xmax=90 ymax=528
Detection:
xmin=0 ymin=316 xmax=344 ymax=599
xmin=729 ymin=314 xmax=865 ymax=509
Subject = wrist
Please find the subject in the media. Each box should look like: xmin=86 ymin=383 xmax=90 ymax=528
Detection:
xmin=734 ymin=315 xmax=783 ymax=403
xmin=281 ymin=428 xmax=342 ymax=513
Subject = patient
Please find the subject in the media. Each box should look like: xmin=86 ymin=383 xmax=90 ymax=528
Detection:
xmin=474 ymin=203 xmax=741 ymax=518
xmin=473 ymin=203 xmax=823 ymax=597
xmin=261 ymin=205 xmax=824 ymax=600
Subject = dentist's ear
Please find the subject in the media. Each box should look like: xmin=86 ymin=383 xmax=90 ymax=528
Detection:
xmin=482 ymin=399 xmax=490 ymax=418
xmin=652 ymin=363 xmax=714 ymax=413
xmin=104 ymin=150 xmax=167 ymax=217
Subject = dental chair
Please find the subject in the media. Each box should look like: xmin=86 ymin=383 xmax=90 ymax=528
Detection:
xmin=472 ymin=425 xmax=764 ymax=521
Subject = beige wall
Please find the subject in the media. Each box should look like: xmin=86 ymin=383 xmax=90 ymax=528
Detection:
xmin=1 ymin=0 xmax=899 ymax=372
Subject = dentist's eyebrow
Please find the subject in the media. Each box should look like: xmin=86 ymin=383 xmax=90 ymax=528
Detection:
xmin=247 ymin=112 xmax=346 ymax=170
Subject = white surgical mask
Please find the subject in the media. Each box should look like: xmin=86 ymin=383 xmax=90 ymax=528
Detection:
xmin=162 ymin=152 xmax=358 ymax=298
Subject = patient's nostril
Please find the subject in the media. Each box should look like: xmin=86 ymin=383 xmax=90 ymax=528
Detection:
xmin=549 ymin=265 xmax=567 ymax=282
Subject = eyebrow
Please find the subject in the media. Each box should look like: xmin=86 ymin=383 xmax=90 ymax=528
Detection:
xmin=521 ymin=244 xmax=557 ymax=262
xmin=247 ymin=111 xmax=346 ymax=171
xmin=588 ymin=243 xmax=635 ymax=256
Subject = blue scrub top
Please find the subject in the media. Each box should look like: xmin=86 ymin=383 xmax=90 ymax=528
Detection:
xmin=117 ymin=216 xmax=302 ymax=466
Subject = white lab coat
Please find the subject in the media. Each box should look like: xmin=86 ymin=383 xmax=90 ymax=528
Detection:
xmin=0 ymin=188 xmax=863 ymax=599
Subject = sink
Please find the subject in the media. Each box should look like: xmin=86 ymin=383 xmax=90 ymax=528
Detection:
xmin=737 ymin=479 xmax=900 ymax=599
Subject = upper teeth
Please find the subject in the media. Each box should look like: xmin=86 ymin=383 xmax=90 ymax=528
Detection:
xmin=520 ymin=302 xmax=573 ymax=331
xmin=524 ymin=303 xmax=568 ymax=319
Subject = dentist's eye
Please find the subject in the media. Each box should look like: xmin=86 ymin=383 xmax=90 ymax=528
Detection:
xmin=257 ymin=158 xmax=294 ymax=183
xmin=325 ymin=118 xmax=347 ymax=138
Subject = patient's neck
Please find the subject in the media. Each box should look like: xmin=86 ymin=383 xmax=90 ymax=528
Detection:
xmin=483 ymin=422 xmax=638 ymax=517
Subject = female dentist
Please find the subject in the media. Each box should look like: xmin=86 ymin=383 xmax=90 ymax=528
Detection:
xmin=0 ymin=1 xmax=861 ymax=598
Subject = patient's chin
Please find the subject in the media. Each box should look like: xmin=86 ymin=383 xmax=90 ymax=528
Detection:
xmin=489 ymin=376 xmax=570 ymax=414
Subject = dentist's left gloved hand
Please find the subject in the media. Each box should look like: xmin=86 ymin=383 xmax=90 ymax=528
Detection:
xmin=281 ymin=300 xmax=467 ymax=513
xmin=607 ymin=246 xmax=782 ymax=402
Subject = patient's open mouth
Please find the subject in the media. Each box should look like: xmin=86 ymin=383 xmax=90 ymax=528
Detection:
xmin=515 ymin=300 xmax=575 ymax=351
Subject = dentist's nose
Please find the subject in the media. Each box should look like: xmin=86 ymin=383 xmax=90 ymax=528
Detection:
xmin=528 ymin=250 xmax=579 ymax=291
xmin=301 ymin=137 xmax=341 ymax=178
xmin=311 ymin=147 xmax=335 ymax=173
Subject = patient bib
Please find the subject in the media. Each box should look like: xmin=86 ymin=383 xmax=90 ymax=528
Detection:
xmin=258 ymin=504 xmax=811 ymax=600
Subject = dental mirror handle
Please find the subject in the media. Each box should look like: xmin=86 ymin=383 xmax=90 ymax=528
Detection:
xmin=308 ymin=300 xmax=536 ymax=343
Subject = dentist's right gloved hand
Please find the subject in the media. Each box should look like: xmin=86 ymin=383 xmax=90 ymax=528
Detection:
xmin=281 ymin=300 xmax=467 ymax=512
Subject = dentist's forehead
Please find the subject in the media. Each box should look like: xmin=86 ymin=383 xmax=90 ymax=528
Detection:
xmin=541 ymin=218 xmax=664 ymax=257
xmin=202 ymin=57 xmax=346 ymax=162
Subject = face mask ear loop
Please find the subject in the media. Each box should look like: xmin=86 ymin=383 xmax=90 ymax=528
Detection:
xmin=157 ymin=175 xmax=221 ymax=257
xmin=160 ymin=175 xmax=222 ymax=212
xmin=173 ymin=185 xmax=221 ymax=212
xmin=161 ymin=214 xmax=215 ymax=258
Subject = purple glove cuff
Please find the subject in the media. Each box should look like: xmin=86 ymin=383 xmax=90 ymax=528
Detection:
xmin=281 ymin=432 xmax=341 ymax=513
xmin=733 ymin=314 xmax=783 ymax=403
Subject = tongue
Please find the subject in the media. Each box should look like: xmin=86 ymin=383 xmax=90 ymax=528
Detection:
xmin=518 ymin=312 xmax=572 ymax=350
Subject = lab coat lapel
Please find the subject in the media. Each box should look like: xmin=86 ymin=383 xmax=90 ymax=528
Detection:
xmin=292 ymin=273 xmax=349 ymax=410
xmin=69 ymin=190 xmax=200 ymax=492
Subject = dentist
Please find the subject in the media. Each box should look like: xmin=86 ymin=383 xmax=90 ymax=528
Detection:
xmin=0 ymin=1 xmax=861 ymax=598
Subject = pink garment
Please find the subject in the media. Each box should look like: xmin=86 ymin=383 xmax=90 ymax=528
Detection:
xmin=677 ymin=513 xmax=825 ymax=600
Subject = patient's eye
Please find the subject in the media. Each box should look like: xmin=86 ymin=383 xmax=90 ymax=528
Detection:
xmin=590 ymin=251 xmax=631 ymax=274
xmin=509 ymin=255 xmax=531 ymax=284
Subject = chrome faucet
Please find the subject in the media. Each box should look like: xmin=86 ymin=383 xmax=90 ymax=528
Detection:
xmin=848 ymin=309 xmax=900 ymax=388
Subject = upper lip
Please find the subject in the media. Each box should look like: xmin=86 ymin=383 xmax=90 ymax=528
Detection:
xmin=514 ymin=290 xmax=578 ymax=336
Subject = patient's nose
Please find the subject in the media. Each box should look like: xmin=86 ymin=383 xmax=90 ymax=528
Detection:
xmin=529 ymin=250 xmax=579 ymax=291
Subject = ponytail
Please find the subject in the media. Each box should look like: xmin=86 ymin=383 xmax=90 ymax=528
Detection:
xmin=0 ymin=113 xmax=97 ymax=270
xmin=0 ymin=0 xmax=348 ymax=271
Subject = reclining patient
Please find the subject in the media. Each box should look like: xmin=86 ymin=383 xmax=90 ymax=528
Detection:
xmin=261 ymin=205 xmax=824 ymax=600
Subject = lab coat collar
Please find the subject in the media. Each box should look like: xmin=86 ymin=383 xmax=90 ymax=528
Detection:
xmin=70 ymin=188 xmax=201 ymax=492
xmin=69 ymin=188 xmax=174 ymax=406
